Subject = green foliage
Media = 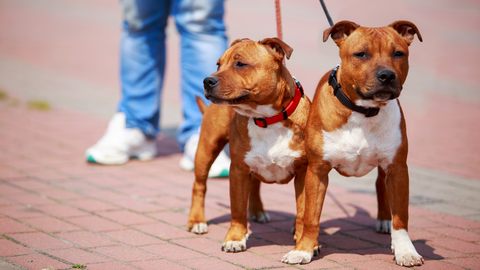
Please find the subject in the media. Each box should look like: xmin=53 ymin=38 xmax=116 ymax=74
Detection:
xmin=28 ymin=100 xmax=51 ymax=111
xmin=0 ymin=89 xmax=7 ymax=100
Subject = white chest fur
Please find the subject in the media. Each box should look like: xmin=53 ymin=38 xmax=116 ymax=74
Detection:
xmin=244 ymin=120 xmax=302 ymax=183
xmin=322 ymin=100 xmax=402 ymax=177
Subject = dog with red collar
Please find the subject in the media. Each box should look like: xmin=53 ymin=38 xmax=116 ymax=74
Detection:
xmin=187 ymin=37 xmax=311 ymax=252
xmin=281 ymin=21 xmax=423 ymax=267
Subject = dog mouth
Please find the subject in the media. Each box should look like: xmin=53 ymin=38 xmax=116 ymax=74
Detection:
xmin=205 ymin=92 xmax=250 ymax=105
xmin=356 ymin=87 xmax=400 ymax=101
xmin=372 ymin=91 xmax=395 ymax=101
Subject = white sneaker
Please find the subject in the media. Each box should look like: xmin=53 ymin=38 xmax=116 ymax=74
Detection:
xmin=179 ymin=133 xmax=230 ymax=177
xmin=85 ymin=112 xmax=157 ymax=165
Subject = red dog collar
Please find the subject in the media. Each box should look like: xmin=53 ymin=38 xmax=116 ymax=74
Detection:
xmin=253 ymin=77 xmax=304 ymax=128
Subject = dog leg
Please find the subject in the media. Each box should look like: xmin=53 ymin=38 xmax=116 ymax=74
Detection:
xmin=375 ymin=166 xmax=392 ymax=234
xmin=248 ymin=176 xmax=270 ymax=223
xmin=187 ymin=132 xmax=228 ymax=234
xmin=386 ymin=162 xmax=423 ymax=267
xmin=293 ymin=169 xmax=306 ymax=241
xmin=282 ymin=162 xmax=330 ymax=264
xmin=222 ymin=161 xmax=251 ymax=252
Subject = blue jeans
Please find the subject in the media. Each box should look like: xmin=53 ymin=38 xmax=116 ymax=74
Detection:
xmin=118 ymin=0 xmax=227 ymax=151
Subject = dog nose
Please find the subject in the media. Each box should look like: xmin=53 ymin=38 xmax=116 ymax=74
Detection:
xmin=203 ymin=77 xmax=219 ymax=90
xmin=376 ymin=70 xmax=396 ymax=85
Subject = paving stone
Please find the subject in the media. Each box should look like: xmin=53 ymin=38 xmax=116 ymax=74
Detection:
xmin=66 ymin=215 xmax=126 ymax=232
xmin=56 ymin=231 xmax=119 ymax=248
xmin=0 ymin=217 xmax=37 ymax=234
xmin=102 ymin=229 xmax=165 ymax=246
xmin=67 ymin=198 xmax=120 ymax=213
xmin=98 ymin=209 xmax=157 ymax=225
xmin=19 ymin=216 xmax=80 ymax=233
xmin=84 ymin=262 xmax=138 ymax=270
xmin=139 ymin=243 xmax=208 ymax=260
xmin=45 ymin=248 xmax=109 ymax=264
xmin=0 ymin=239 xmax=35 ymax=256
xmin=4 ymin=254 xmax=70 ymax=270
xmin=172 ymin=237 xmax=223 ymax=255
xmin=130 ymin=259 xmax=191 ymax=270
xmin=90 ymin=245 xmax=159 ymax=262
xmin=6 ymin=232 xmax=72 ymax=250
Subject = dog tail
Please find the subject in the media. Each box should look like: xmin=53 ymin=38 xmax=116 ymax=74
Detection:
xmin=196 ymin=96 xmax=207 ymax=115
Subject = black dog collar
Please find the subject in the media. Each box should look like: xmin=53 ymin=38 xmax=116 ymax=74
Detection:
xmin=328 ymin=65 xmax=379 ymax=117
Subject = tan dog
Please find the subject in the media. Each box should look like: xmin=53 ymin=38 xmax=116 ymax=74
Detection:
xmin=187 ymin=38 xmax=311 ymax=252
xmin=281 ymin=21 xmax=423 ymax=267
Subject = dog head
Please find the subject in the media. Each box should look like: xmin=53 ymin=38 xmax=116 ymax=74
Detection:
xmin=324 ymin=20 xmax=422 ymax=106
xmin=203 ymin=38 xmax=293 ymax=117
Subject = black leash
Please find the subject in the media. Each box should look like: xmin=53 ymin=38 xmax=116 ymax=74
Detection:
xmin=319 ymin=0 xmax=334 ymax=27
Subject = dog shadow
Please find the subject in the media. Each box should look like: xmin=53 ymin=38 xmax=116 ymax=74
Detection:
xmin=207 ymin=202 xmax=439 ymax=262
xmin=312 ymin=205 xmax=438 ymax=262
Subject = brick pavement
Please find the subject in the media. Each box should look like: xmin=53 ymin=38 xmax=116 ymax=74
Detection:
xmin=1 ymin=0 xmax=480 ymax=269
xmin=1 ymin=99 xmax=479 ymax=270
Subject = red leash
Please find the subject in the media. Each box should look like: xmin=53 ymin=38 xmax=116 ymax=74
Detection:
xmin=275 ymin=0 xmax=283 ymax=41
xmin=275 ymin=0 xmax=285 ymax=66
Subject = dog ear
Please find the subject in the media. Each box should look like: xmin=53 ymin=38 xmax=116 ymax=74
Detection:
xmin=230 ymin=38 xmax=251 ymax=47
xmin=260 ymin=37 xmax=294 ymax=61
xmin=323 ymin=20 xmax=360 ymax=44
xmin=389 ymin=20 xmax=423 ymax=44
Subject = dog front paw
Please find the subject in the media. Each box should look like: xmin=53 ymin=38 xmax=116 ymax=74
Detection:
xmin=189 ymin=222 xmax=208 ymax=234
xmin=391 ymin=229 xmax=424 ymax=267
xmin=376 ymin=219 xmax=391 ymax=234
xmin=281 ymin=250 xmax=313 ymax=264
xmin=221 ymin=235 xmax=248 ymax=253
xmin=394 ymin=249 xmax=424 ymax=267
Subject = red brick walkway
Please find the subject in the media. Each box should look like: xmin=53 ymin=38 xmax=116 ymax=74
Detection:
xmin=1 ymin=102 xmax=479 ymax=270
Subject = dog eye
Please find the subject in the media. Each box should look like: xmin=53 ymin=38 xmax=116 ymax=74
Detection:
xmin=216 ymin=63 xmax=220 ymax=71
xmin=353 ymin=52 xmax=367 ymax=58
xmin=393 ymin=51 xmax=405 ymax=58
xmin=236 ymin=62 xmax=247 ymax=67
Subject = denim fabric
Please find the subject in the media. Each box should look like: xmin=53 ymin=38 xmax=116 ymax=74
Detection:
xmin=118 ymin=0 xmax=227 ymax=151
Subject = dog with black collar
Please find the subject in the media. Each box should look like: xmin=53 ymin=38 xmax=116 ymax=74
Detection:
xmin=282 ymin=20 xmax=423 ymax=267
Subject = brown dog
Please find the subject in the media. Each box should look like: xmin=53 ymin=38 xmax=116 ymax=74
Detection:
xmin=187 ymin=38 xmax=311 ymax=252
xmin=281 ymin=21 xmax=423 ymax=267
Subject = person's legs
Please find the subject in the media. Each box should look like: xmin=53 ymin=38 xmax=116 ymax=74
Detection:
xmin=85 ymin=0 xmax=172 ymax=165
xmin=173 ymin=0 xmax=230 ymax=177
xmin=118 ymin=0 xmax=172 ymax=137
xmin=172 ymin=0 xmax=228 ymax=151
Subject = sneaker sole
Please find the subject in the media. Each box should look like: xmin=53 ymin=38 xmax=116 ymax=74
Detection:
xmin=179 ymin=157 xmax=229 ymax=178
xmin=208 ymin=168 xmax=229 ymax=178
xmin=86 ymin=154 xmax=128 ymax=165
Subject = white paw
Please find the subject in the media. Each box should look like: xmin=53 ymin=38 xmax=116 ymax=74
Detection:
xmin=190 ymin=223 xmax=208 ymax=234
xmin=391 ymin=229 xmax=424 ymax=267
xmin=222 ymin=234 xmax=248 ymax=252
xmin=393 ymin=247 xmax=424 ymax=267
xmin=251 ymin=212 xmax=271 ymax=223
xmin=281 ymin=250 xmax=313 ymax=264
xmin=376 ymin=220 xmax=391 ymax=234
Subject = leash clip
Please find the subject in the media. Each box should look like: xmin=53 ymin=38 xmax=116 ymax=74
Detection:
xmin=328 ymin=64 xmax=341 ymax=94
xmin=293 ymin=76 xmax=304 ymax=96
